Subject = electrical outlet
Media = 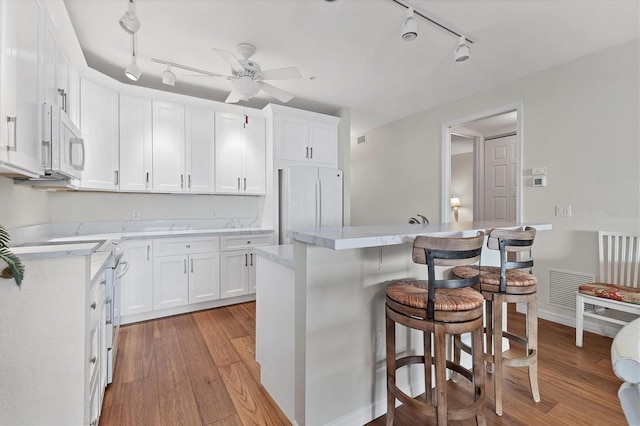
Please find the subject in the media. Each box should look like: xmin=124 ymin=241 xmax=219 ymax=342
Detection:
xmin=555 ymin=205 xmax=571 ymax=217
xmin=132 ymin=211 xmax=140 ymax=220
xmin=532 ymin=167 xmax=547 ymax=175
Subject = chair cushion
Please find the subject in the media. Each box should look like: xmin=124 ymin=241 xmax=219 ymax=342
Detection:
xmin=386 ymin=279 xmax=484 ymax=312
xmin=578 ymin=283 xmax=640 ymax=305
xmin=452 ymin=265 xmax=537 ymax=288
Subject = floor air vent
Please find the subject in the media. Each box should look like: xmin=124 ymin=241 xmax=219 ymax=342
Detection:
xmin=548 ymin=268 xmax=595 ymax=310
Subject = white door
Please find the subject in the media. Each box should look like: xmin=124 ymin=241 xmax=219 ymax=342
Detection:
xmin=308 ymin=122 xmax=338 ymax=167
xmin=215 ymin=112 xmax=243 ymax=193
xmin=287 ymin=166 xmax=319 ymax=231
xmin=318 ymin=167 xmax=343 ymax=227
xmin=484 ymin=135 xmax=517 ymax=221
xmin=120 ymin=241 xmax=153 ymax=316
xmin=243 ymin=115 xmax=266 ymax=194
xmin=188 ymin=252 xmax=220 ymax=304
xmin=153 ymin=255 xmax=189 ymax=309
xmin=153 ymin=101 xmax=185 ymax=192
xmin=119 ymin=95 xmax=152 ymax=192
xmin=220 ymin=250 xmax=248 ymax=299
xmin=186 ymin=106 xmax=215 ymax=193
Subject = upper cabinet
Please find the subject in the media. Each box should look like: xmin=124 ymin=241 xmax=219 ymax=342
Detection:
xmin=79 ymin=78 xmax=119 ymax=190
xmin=119 ymin=94 xmax=152 ymax=192
xmin=0 ymin=0 xmax=43 ymax=177
xmin=214 ymin=112 xmax=265 ymax=195
xmin=267 ymin=104 xmax=340 ymax=169
xmin=185 ymin=105 xmax=216 ymax=193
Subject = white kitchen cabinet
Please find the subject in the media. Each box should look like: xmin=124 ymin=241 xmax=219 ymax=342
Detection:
xmin=266 ymin=104 xmax=340 ymax=169
xmin=120 ymin=240 xmax=154 ymax=317
xmin=151 ymin=100 xmax=185 ymax=192
xmin=186 ymin=105 xmax=216 ymax=193
xmin=0 ymin=0 xmax=43 ymax=177
xmin=153 ymin=237 xmax=220 ymax=309
xmin=79 ymin=78 xmax=119 ymax=190
xmin=220 ymin=234 xmax=272 ymax=298
xmin=214 ymin=111 xmax=265 ymax=194
xmin=119 ymin=94 xmax=152 ymax=192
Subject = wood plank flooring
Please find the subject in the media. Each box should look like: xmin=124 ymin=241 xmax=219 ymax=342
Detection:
xmin=100 ymin=302 xmax=627 ymax=426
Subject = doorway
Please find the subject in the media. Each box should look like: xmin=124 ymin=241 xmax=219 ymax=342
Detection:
xmin=441 ymin=103 xmax=523 ymax=223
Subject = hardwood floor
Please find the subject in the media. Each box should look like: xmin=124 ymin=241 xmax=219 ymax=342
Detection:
xmin=100 ymin=302 xmax=627 ymax=426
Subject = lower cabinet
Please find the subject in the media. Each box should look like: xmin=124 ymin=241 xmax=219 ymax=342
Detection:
xmin=120 ymin=240 xmax=154 ymax=316
xmin=220 ymin=235 xmax=272 ymax=298
xmin=152 ymin=237 xmax=220 ymax=309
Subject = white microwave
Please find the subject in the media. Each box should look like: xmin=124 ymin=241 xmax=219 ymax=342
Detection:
xmin=42 ymin=103 xmax=85 ymax=180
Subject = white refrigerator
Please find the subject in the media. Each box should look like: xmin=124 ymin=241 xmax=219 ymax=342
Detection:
xmin=279 ymin=166 xmax=343 ymax=244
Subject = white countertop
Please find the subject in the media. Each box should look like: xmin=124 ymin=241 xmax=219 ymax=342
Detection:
xmin=254 ymin=244 xmax=294 ymax=268
xmin=289 ymin=221 xmax=552 ymax=250
xmin=11 ymin=241 xmax=104 ymax=259
xmin=49 ymin=227 xmax=273 ymax=243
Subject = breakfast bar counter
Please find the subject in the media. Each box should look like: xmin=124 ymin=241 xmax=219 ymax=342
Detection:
xmin=255 ymin=222 xmax=550 ymax=425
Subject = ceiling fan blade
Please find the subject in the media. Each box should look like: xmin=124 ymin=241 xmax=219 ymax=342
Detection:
xmin=212 ymin=48 xmax=245 ymax=74
xmin=225 ymin=91 xmax=242 ymax=104
xmin=260 ymin=67 xmax=302 ymax=81
xmin=260 ymin=82 xmax=294 ymax=103
xmin=181 ymin=73 xmax=228 ymax=78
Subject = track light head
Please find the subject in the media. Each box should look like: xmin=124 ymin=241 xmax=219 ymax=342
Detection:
xmin=162 ymin=65 xmax=176 ymax=86
xmin=125 ymin=54 xmax=141 ymax=81
xmin=120 ymin=0 xmax=140 ymax=34
xmin=401 ymin=7 xmax=418 ymax=41
xmin=455 ymin=35 xmax=470 ymax=62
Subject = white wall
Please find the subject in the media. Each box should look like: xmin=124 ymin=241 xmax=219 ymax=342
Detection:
xmin=0 ymin=177 xmax=50 ymax=229
xmin=451 ymin=152 xmax=474 ymax=222
xmin=351 ymin=39 xmax=640 ymax=328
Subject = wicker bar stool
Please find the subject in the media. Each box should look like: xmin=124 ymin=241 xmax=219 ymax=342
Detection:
xmin=452 ymin=226 xmax=539 ymax=416
xmin=385 ymin=232 xmax=486 ymax=426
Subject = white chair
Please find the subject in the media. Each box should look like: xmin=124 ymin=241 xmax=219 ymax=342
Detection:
xmin=611 ymin=317 xmax=640 ymax=425
xmin=576 ymin=231 xmax=640 ymax=347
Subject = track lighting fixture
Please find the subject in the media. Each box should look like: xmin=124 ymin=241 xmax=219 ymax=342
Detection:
xmin=119 ymin=0 xmax=140 ymax=34
xmin=455 ymin=35 xmax=470 ymax=62
xmin=402 ymin=7 xmax=418 ymax=41
xmin=125 ymin=53 xmax=141 ymax=81
xmin=161 ymin=64 xmax=176 ymax=86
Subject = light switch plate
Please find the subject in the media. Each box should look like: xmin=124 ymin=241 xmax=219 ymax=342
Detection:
xmin=532 ymin=167 xmax=547 ymax=175
xmin=556 ymin=205 xmax=572 ymax=217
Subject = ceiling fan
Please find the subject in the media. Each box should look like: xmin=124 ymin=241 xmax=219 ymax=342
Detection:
xmin=152 ymin=43 xmax=302 ymax=104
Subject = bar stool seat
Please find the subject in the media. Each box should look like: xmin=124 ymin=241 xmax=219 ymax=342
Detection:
xmin=453 ymin=265 xmax=537 ymax=293
xmin=386 ymin=232 xmax=487 ymax=426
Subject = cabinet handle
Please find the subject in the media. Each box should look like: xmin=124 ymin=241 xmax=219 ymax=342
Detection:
xmin=237 ymin=177 xmax=241 ymax=191
xmin=184 ymin=259 xmax=187 ymax=274
xmin=146 ymin=245 xmax=150 ymax=261
xmin=58 ymin=89 xmax=67 ymax=112
xmin=190 ymin=258 xmax=193 ymax=273
xmin=6 ymin=116 xmax=17 ymax=152
xmin=146 ymin=172 xmax=150 ymax=188
xmin=306 ymin=146 xmax=309 ymax=158
xmin=188 ymin=174 xmax=191 ymax=189
xmin=310 ymin=147 xmax=313 ymax=158
xmin=100 ymin=279 xmax=106 ymax=286
xmin=90 ymin=356 xmax=97 ymax=364
xmin=245 ymin=253 xmax=248 ymax=267
xmin=114 ymin=170 xmax=119 ymax=186
xmin=90 ymin=302 xmax=97 ymax=310
xmin=181 ymin=174 xmax=184 ymax=189
xmin=243 ymin=177 xmax=246 ymax=191
xmin=250 ymin=253 xmax=253 ymax=266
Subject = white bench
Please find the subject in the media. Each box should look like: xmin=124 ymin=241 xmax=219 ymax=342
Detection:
xmin=575 ymin=231 xmax=640 ymax=347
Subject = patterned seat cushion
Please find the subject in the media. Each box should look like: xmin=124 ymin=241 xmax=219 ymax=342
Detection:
xmin=386 ymin=279 xmax=484 ymax=312
xmin=452 ymin=265 xmax=537 ymax=289
xmin=578 ymin=283 xmax=640 ymax=305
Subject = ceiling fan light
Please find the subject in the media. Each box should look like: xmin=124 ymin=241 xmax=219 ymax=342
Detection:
xmin=125 ymin=55 xmax=141 ymax=81
xmin=402 ymin=8 xmax=418 ymax=41
xmin=232 ymin=76 xmax=261 ymax=101
xmin=162 ymin=66 xmax=176 ymax=86
xmin=119 ymin=1 xmax=140 ymax=34
xmin=455 ymin=36 xmax=470 ymax=62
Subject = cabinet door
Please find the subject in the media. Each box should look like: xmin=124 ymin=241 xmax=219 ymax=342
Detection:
xmin=67 ymin=67 xmax=80 ymax=127
xmin=153 ymin=101 xmax=185 ymax=192
xmin=278 ymin=116 xmax=308 ymax=162
xmin=120 ymin=241 xmax=153 ymax=316
xmin=189 ymin=252 xmax=220 ymax=304
xmin=243 ymin=115 xmax=266 ymax=194
xmin=0 ymin=0 xmax=42 ymax=174
xmin=42 ymin=12 xmax=58 ymax=108
xmin=56 ymin=49 xmax=69 ymax=112
xmin=220 ymin=250 xmax=248 ymax=299
xmin=79 ymin=79 xmax=119 ymax=190
xmin=308 ymin=122 xmax=338 ymax=167
xmin=215 ymin=112 xmax=243 ymax=193
xmin=153 ymin=255 xmax=189 ymax=309
xmin=186 ymin=106 xmax=215 ymax=193
xmin=119 ymin=95 xmax=152 ymax=192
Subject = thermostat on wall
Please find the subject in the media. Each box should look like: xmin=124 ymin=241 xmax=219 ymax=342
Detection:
xmin=533 ymin=176 xmax=547 ymax=187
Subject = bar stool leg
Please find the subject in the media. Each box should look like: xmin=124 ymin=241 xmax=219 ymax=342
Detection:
xmin=493 ymin=295 xmax=504 ymax=416
xmin=386 ymin=313 xmax=396 ymax=426
xmin=527 ymin=296 xmax=541 ymax=402
xmin=472 ymin=325 xmax=487 ymax=426
xmin=434 ymin=326 xmax=448 ymax=425
xmin=424 ymin=330 xmax=433 ymax=404
xmin=485 ymin=298 xmax=494 ymax=374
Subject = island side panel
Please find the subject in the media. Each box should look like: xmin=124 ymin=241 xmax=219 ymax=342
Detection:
xmin=300 ymin=243 xmax=427 ymax=425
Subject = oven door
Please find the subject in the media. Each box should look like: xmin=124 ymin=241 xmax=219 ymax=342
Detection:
xmin=107 ymin=259 xmax=128 ymax=384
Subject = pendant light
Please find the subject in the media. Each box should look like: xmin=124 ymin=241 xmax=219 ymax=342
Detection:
xmin=401 ymin=7 xmax=418 ymax=41
xmin=119 ymin=0 xmax=140 ymax=34
xmin=125 ymin=35 xmax=141 ymax=81
xmin=454 ymin=35 xmax=470 ymax=62
xmin=161 ymin=64 xmax=176 ymax=86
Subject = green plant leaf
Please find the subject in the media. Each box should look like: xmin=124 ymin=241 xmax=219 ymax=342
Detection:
xmin=0 ymin=247 xmax=25 ymax=286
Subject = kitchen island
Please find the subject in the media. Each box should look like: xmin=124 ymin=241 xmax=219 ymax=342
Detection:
xmin=255 ymin=221 xmax=551 ymax=426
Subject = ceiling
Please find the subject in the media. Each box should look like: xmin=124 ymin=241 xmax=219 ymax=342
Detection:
xmin=63 ymin=0 xmax=640 ymax=135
